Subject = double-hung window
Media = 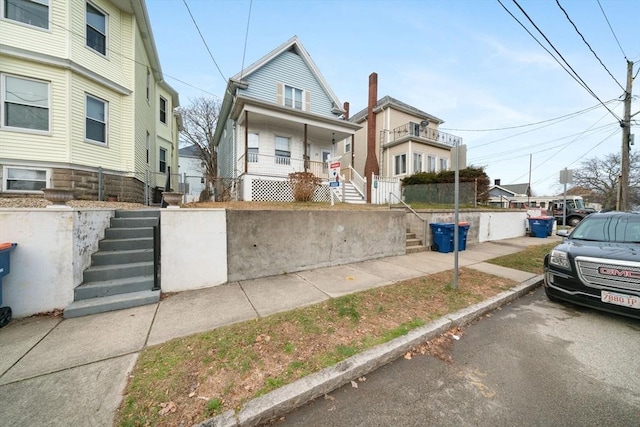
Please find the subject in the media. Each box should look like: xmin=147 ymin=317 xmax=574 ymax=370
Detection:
xmin=159 ymin=148 xmax=167 ymax=173
xmin=4 ymin=0 xmax=49 ymax=29
xmin=2 ymin=74 xmax=49 ymax=131
xmin=394 ymin=154 xmax=407 ymax=176
xmin=427 ymin=155 xmax=436 ymax=172
xmin=86 ymin=2 xmax=106 ymax=55
xmin=159 ymin=96 xmax=167 ymax=124
xmin=344 ymin=138 xmax=351 ymax=153
xmin=413 ymin=153 xmax=423 ymax=173
xmin=440 ymin=158 xmax=448 ymax=171
xmin=85 ymin=94 xmax=107 ymax=144
xmin=284 ymin=85 xmax=303 ymax=109
xmin=274 ymin=136 xmax=290 ymax=165
xmin=248 ymin=133 xmax=259 ymax=162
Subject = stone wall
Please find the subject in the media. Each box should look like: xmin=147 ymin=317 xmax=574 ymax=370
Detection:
xmin=51 ymin=168 xmax=146 ymax=203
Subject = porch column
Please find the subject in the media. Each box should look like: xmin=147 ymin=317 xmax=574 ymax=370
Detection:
xmin=244 ymin=110 xmax=249 ymax=174
xmin=304 ymin=124 xmax=309 ymax=172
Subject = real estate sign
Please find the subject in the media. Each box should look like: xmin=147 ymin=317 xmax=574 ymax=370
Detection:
xmin=329 ymin=160 xmax=341 ymax=187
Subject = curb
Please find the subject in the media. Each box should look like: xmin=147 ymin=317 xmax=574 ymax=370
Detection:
xmin=195 ymin=276 xmax=544 ymax=427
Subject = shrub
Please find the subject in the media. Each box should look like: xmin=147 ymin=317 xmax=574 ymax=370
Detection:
xmin=289 ymin=172 xmax=320 ymax=202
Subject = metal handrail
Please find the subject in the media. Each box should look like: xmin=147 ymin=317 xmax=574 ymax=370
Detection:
xmin=388 ymin=192 xmax=428 ymax=250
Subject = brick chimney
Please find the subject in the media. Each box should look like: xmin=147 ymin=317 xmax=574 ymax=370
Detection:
xmin=494 ymin=179 xmax=501 ymax=186
xmin=343 ymin=101 xmax=349 ymax=120
xmin=364 ymin=73 xmax=379 ymax=203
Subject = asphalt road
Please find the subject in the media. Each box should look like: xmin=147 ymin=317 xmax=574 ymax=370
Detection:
xmin=270 ymin=287 xmax=640 ymax=427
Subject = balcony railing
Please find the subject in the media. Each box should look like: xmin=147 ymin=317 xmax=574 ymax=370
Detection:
xmin=238 ymin=153 xmax=328 ymax=179
xmin=384 ymin=123 xmax=463 ymax=147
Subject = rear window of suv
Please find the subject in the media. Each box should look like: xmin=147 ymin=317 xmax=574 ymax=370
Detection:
xmin=571 ymin=214 xmax=640 ymax=243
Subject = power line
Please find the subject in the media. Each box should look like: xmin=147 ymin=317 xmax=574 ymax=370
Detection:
xmin=556 ymin=0 xmax=625 ymax=91
xmin=597 ymin=0 xmax=628 ymax=60
xmin=239 ymin=0 xmax=253 ymax=81
xmin=505 ymin=110 xmax=613 ymax=184
xmin=182 ymin=0 xmax=227 ymax=84
xmin=468 ymin=100 xmax=621 ymax=150
xmin=441 ymin=99 xmax=614 ymax=132
xmin=531 ymin=128 xmax=619 ymax=185
xmin=499 ymin=0 xmax=621 ymax=122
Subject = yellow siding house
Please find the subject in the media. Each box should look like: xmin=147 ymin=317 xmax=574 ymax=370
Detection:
xmin=0 ymin=0 xmax=179 ymax=202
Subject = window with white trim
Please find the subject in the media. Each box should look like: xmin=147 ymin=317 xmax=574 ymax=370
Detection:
xmin=2 ymin=74 xmax=49 ymax=131
xmin=159 ymin=96 xmax=167 ymax=124
xmin=159 ymin=147 xmax=167 ymax=173
xmin=413 ymin=153 xmax=423 ymax=173
xmin=440 ymin=158 xmax=448 ymax=171
xmin=427 ymin=155 xmax=436 ymax=172
xmin=3 ymin=166 xmax=49 ymax=191
xmin=86 ymin=2 xmax=106 ymax=55
xmin=4 ymin=0 xmax=49 ymax=29
xmin=274 ymin=136 xmax=290 ymax=165
xmin=345 ymin=138 xmax=351 ymax=153
xmin=284 ymin=85 xmax=303 ymax=109
xmin=248 ymin=133 xmax=259 ymax=162
xmin=85 ymin=94 xmax=107 ymax=144
xmin=394 ymin=154 xmax=406 ymax=175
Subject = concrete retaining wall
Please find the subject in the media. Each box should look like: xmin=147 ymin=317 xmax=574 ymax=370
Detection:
xmin=0 ymin=208 xmax=112 ymax=317
xmin=226 ymin=210 xmax=406 ymax=281
xmin=160 ymin=209 xmax=227 ymax=292
xmin=405 ymin=209 xmax=529 ymax=247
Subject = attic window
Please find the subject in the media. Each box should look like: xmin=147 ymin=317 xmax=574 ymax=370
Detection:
xmin=284 ymin=85 xmax=303 ymax=109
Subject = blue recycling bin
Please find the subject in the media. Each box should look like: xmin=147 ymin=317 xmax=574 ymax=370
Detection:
xmin=430 ymin=223 xmax=455 ymax=253
xmin=0 ymin=243 xmax=18 ymax=328
xmin=528 ymin=217 xmax=551 ymax=238
xmin=430 ymin=223 xmax=471 ymax=253
xmin=458 ymin=222 xmax=470 ymax=250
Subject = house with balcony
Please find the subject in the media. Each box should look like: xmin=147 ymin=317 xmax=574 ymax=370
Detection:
xmin=338 ymin=96 xmax=464 ymax=185
xmin=0 ymin=0 xmax=180 ymax=203
xmin=213 ymin=35 xmax=361 ymax=202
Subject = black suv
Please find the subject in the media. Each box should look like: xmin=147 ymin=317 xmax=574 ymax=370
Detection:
xmin=543 ymin=211 xmax=640 ymax=319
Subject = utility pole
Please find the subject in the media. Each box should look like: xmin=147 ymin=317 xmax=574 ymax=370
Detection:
xmin=618 ymin=59 xmax=633 ymax=211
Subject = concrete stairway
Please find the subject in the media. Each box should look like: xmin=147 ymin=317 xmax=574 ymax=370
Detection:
xmin=406 ymin=229 xmax=427 ymax=254
xmin=64 ymin=209 xmax=161 ymax=318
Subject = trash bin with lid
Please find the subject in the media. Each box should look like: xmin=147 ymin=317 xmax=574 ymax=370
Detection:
xmin=528 ymin=217 xmax=550 ymax=238
xmin=430 ymin=223 xmax=455 ymax=253
xmin=458 ymin=222 xmax=471 ymax=250
xmin=0 ymin=243 xmax=18 ymax=328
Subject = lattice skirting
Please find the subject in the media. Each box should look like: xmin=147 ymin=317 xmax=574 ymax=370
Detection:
xmin=249 ymin=178 xmax=332 ymax=202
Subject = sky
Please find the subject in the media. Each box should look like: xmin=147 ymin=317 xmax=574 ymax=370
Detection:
xmin=146 ymin=0 xmax=640 ymax=196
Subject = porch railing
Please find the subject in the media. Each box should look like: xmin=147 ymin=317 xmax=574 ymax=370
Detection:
xmin=350 ymin=166 xmax=366 ymax=198
xmin=238 ymin=153 xmax=327 ymax=179
xmin=384 ymin=123 xmax=463 ymax=147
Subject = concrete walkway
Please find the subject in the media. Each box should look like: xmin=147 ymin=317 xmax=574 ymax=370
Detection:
xmin=0 ymin=236 xmax=559 ymax=426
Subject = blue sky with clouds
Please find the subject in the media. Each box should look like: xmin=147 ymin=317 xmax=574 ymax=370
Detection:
xmin=147 ymin=0 xmax=639 ymax=195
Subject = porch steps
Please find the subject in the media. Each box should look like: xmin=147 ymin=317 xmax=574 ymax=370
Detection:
xmin=406 ymin=230 xmax=427 ymax=254
xmin=341 ymin=182 xmax=366 ymax=204
xmin=64 ymin=209 xmax=161 ymax=319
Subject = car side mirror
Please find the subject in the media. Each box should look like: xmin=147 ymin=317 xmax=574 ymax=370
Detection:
xmin=556 ymin=229 xmax=570 ymax=238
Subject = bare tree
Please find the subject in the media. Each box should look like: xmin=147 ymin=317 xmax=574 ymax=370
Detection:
xmin=572 ymin=152 xmax=640 ymax=210
xmin=178 ymin=97 xmax=221 ymax=201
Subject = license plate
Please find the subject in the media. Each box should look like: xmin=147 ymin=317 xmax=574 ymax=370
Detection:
xmin=601 ymin=290 xmax=640 ymax=309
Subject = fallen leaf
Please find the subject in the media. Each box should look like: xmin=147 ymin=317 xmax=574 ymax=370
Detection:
xmin=404 ymin=352 xmax=412 ymax=360
xmin=159 ymin=401 xmax=176 ymax=416
xmin=324 ymin=394 xmax=335 ymax=401
xmin=350 ymin=380 xmax=358 ymax=388
xmin=189 ymin=392 xmax=196 ymax=398
xmin=358 ymin=376 xmax=366 ymax=382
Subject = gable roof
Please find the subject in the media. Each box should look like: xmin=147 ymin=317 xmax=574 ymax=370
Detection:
xmin=490 ymin=183 xmax=531 ymax=196
xmin=178 ymin=144 xmax=200 ymax=158
xmin=231 ymin=35 xmax=344 ymax=114
xmin=350 ymin=95 xmax=443 ymax=124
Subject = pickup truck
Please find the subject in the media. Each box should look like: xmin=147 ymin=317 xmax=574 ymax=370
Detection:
xmin=547 ymin=199 xmax=595 ymax=226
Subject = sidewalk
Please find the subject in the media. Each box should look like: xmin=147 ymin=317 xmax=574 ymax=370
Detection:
xmin=0 ymin=236 xmax=560 ymax=426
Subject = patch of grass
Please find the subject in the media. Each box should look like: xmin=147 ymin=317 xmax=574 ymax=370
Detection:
xmin=487 ymin=242 xmax=558 ymax=274
xmin=204 ymin=398 xmax=223 ymax=417
xmin=116 ymin=268 xmax=517 ymax=427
